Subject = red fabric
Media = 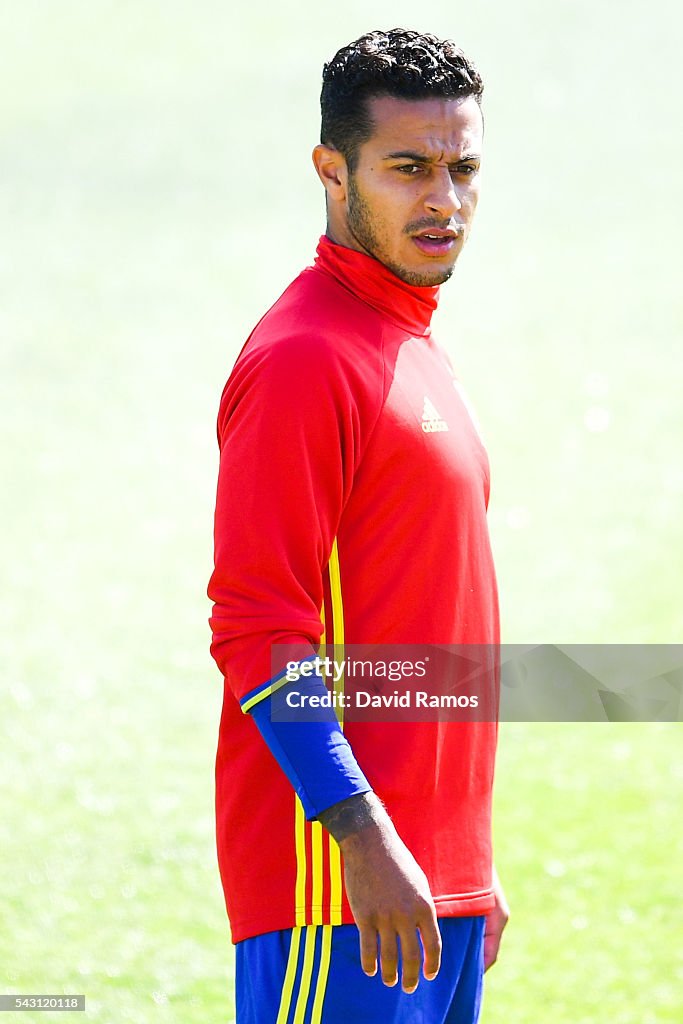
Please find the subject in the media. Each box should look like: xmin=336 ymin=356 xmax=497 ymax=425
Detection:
xmin=208 ymin=236 xmax=499 ymax=942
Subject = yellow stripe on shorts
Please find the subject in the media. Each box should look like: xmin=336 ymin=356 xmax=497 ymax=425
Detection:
xmin=275 ymin=925 xmax=333 ymax=1024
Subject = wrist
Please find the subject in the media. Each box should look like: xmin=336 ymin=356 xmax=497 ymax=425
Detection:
xmin=317 ymin=791 xmax=386 ymax=846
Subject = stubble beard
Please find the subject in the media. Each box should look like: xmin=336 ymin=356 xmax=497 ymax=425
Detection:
xmin=346 ymin=174 xmax=455 ymax=288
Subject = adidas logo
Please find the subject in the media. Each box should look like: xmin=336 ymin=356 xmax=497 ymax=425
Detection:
xmin=421 ymin=396 xmax=449 ymax=433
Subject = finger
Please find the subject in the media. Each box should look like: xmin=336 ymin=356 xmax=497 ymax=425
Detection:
xmin=378 ymin=928 xmax=399 ymax=987
xmin=358 ymin=924 xmax=378 ymax=977
xmin=419 ymin=912 xmax=442 ymax=981
xmin=398 ymin=928 xmax=422 ymax=994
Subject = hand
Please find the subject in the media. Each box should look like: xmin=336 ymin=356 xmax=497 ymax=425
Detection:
xmin=320 ymin=793 xmax=441 ymax=993
xmin=483 ymin=865 xmax=510 ymax=971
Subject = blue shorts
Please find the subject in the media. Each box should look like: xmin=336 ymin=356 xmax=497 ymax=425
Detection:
xmin=235 ymin=916 xmax=485 ymax=1024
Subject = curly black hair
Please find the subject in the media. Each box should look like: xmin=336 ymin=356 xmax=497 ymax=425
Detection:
xmin=321 ymin=28 xmax=484 ymax=170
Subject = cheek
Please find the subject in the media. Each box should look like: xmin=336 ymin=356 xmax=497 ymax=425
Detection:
xmin=467 ymin=183 xmax=481 ymax=209
xmin=461 ymin=190 xmax=479 ymax=220
xmin=370 ymin=186 xmax=411 ymax=227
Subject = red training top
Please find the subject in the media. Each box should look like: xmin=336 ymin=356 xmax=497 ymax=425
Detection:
xmin=208 ymin=236 xmax=499 ymax=943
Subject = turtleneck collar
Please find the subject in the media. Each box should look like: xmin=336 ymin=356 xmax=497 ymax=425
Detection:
xmin=313 ymin=235 xmax=440 ymax=337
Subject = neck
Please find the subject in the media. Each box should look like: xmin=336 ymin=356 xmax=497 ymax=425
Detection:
xmin=312 ymin=235 xmax=440 ymax=337
xmin=324 ymin=219 xmax=371 ymax=260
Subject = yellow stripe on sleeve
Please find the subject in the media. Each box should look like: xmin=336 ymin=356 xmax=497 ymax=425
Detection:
xmin=241 ymin=656 xmax=319 ymax=715
xmin=240 ymin=671 xmax=295 ymax=714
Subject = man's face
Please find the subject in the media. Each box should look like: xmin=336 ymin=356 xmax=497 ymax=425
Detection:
xmin=343 ymin=94 xmax=484 ymax=286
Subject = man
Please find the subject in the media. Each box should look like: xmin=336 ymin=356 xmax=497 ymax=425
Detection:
xmin=208 ymin=28 xmax=509 ymax=1024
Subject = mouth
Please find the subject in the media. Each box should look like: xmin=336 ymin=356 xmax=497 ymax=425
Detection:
xmin=411 ymin=228 xmax=462 ymax=258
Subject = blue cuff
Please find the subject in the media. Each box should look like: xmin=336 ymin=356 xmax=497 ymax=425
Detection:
xmin=249 ymin=669 xmax=371 ymax=820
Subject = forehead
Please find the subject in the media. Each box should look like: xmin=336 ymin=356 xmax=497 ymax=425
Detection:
xmin=363 ymin=94 xmax=483 ymax=159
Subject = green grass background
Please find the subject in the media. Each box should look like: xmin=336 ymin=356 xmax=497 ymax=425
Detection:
xmin=1 ymin=1 xmax=681 ymax=1021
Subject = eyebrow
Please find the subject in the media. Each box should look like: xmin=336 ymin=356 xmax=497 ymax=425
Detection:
xmin=384 ymin=150 xmax=481 ymax=164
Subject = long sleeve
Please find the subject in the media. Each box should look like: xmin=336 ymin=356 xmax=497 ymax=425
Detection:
xmin=208 ymin=329 xmax=364 ymax=706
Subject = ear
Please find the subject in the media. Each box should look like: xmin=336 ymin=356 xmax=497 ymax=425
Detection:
xmin=312 ymin=144 xmax=348 ymax=202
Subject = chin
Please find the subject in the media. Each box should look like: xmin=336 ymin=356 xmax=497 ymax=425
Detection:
xmin=399 ymin=264 xmax=455 ymax=287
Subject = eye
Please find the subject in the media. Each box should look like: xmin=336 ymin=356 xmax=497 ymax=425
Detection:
xmin=454 ymin=164 xmax=478 ymax=177
xmin=396 ymin=164 xmax=423 ymax=175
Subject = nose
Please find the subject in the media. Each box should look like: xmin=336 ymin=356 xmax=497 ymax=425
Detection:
xmin=424 ymin=168 xmax=461 ymax=218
